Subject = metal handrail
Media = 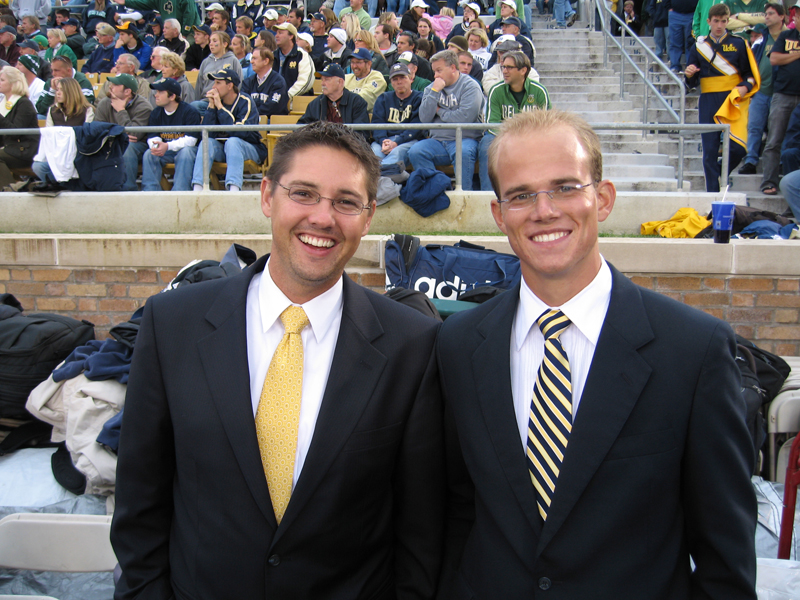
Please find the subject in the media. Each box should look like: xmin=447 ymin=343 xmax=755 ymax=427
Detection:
xmin=7 ymin=120 xmax=730 ymax=191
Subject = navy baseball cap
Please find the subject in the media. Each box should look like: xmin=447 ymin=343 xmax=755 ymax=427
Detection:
xmin=319 ymin=63 xmax=345 ymax=79
xmin=208 ymin=67 xmax=241 ymax=86
xmin=351 ymin=47 xmax=372 ymax=61
xmin=502 ymin=16 xmax=523 ymax=28
xmin=116 ymin=22 xmax=140 ymax=36
xmin=64 ymin=18 xmax=80 ymax=28
xmin=19 ymin=39 xmax=39 ymax=51
xmin=311 ymin=12 xmax=325 ymax=21
xmin=151 ymin=78 xmax=182 ymax=98
xmin=0 ymin=25 xmax=16 ymax=36
xmin=193 ymin=24 xmax=212 ymax=36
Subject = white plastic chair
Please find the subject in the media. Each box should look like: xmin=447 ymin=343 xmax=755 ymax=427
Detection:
xmin=769 ymin=390 xmax=800 ymax=481
xmin=0 ymin=512 xmax=116 ymax=600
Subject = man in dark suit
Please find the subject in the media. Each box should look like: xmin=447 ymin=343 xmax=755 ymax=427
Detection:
xmin=111 ymin=122 xmax=444 ymax=600
xmin=436 ymin=109 xmax=757 ymax=600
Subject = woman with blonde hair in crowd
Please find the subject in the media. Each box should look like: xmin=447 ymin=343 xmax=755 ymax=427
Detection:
xmin=416 ymin=17 xmax=444 ymax=52
xmin=353 ymin=29 xmax=389 ymax=76
xmin=159 ymin=52 xmax=195 ymax=103
xmin=0 ymin=66 xmax=38 ymax=190
xmin=45 ymin=28 xmax=78 ymax=69
xmin=378 ymin=11 xmax=399 ymax=29
xmin=231 ymin=33 xmax=253 ymax=78
xmin=467 ymin=27 xmax=491 ymax=69
xmin=340 ymin=12 xmax=362 ymax=49
xmin=32 ymin=77 xmax=93 ymax=185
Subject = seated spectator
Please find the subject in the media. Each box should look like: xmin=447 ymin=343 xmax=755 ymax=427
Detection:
xmin=0 ymin=66 xmax=38 ymax=189
xmin=262 ymin=8 xmax=279 ymax=33
xmin=309 ymin=12 xmax=329 ymax=60
xmin=445 ymin=2 xmax=480 ymax=45
xmin=142 ymin=45 xmax=167 ymax=81
xmin=114 ymin=22 xmax=153 ymax=71
xmin=344 ymin=47 xmax=387 ymax=113
xmin=379 ymin=11 xmax=399 ymax=28
xmin=488 ymin=0 xmax=531 ymax=42
xmin=396 ymin=31 xmax=434 ymax=80
xmin=482 ymin=36 xmax=540 ymax=94
xmin=316 ymin=27 xmax=353 ymax=71
xmin=142 ymin=78 xmax=200 ymax=191
xmin=94 ymin=73 xmax=153 ymax=191
xmin=45 ymin=28 xmax=78 ymax=69
xmin=95 ymin=54 xmax=152 ymax=102
xmin=430 ymin=7 xmax=455 ymax=41
xmin=340 ymin=12 xmax=363 ymax=47
xmin=20 ymin=16 xmax=45 ymax=40
xmin=416 ymin=38 xmax=436 ymax=61
xmin=400 ymin=0 xmax=428 ymax=35
xmin=82 ymin=0 xmax=119 ymax=39
xmin=478 ymin=50 xmax=550 ymax=190
xmin=32 ymin=77 xmax=94 ymax=183
xmin=371 ymin=61 xmax=424 ymax=173
xmin=235 ymin=16 xmax=257 ymax=42
xmin=496 ymin=17 xmax=534 ymax=65
xmin=457 ymin=49 xmax=483 ymax=83
xmin=254 ymin=29 xmax=277 ymax=51
xmin=374 ymin=23 xmax=398 ymax=67
xmin=353 ymin=29 xmax=389 ymax=76
xmin=204 ymin=2 xmax=226 ymax=26
xmin=62 ymin=18 xmax=86 ymax=60
xmin=193 ymin=31 xmax=242 ymax=113
xmin=184 ymin=24 xmax=211 ymax=71
xmin=37 ymin=55 xmax=95 ymax=116
xmin=81 ymin=23 xmax=116 ymax=73
xmin=233 ymin=3 xmax=265 ymax=32
xmin=467 ymin=28 xmax=491 ymax=69
xmin=407 ymin=49 xmax=484 ymax=191
xmin=273 ymin=22 xmax=314 ymax=98
xmin=15 ymin=54 xmax=44 ymax=106
xmin=297 ymin=32 xmax=314 ymax=55
xmin=241 ymin=47 xmax=289 ymax=116
xmin=158 ymin=51 xmax=195 ymax=103
xmin=287 ymin=8 xmax=310 ymax=34
xmin=141 ymin=15 xmax=161 ymax=47
xmin=191 ymin=68 xmax=266 ymax=192
xmin=389 ymin=51 xmax=431 ymax=91
xmin=231 ymin=33 xmax=253 ymax=79
xmin=340 ymin=0 xmax=372 ymax=31
xmin=210 ymin=9 xmax=235 ymax=39
xmin=417 ymin=17 xmax=445 ymax=53
xmin=297 ymin=63 xmax=369 ymax=133
xmin=52 ymin=8 xmax=70 ymax=28
xmin=0 ymin=25 xmax=20 ymax=66
xmin=157 ymin=18 xmax=190 ymax=58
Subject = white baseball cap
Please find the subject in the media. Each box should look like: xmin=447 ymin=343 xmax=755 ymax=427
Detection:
xmin=297 ymin=32 xmax=313 ymax=47
xmin=206 ymin=2 xmax=224 ymax=11
xmin=500 ymin=0 xmax=517 ymax=9
xmin=410 ymin=0 xmax=430 ymax=9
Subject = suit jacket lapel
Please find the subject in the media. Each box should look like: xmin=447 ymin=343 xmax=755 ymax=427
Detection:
xmin=273 ymin=276 xmax=388 ymax=542
xmin=535 ymin=265 xmax=655 ymax=555
xmin=196 ymin=255 xmax=278 ymax=529
xmin=472 ymin=285 xmax=544 ymax=539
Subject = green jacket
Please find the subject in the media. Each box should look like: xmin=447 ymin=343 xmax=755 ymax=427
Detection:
xmin=45 ymin=44 xmax=78 ymax=69
xmin=124 ymin=0 xmax=201 ymax=35
xmin=36 ymin=70 xmax=95 ymax=116
xmin=485 ymin=78 xmax=551 ymax=135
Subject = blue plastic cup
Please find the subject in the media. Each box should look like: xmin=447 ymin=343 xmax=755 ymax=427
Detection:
xmin=711 ymin=201 xmax=735 ymax=243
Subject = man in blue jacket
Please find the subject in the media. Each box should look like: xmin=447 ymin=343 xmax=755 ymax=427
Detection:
xmin=191 ymin=68 xmax=267 ymax=192
xmin=114 ymin=22 xmax=153 ymax=71
xmin=81 ymin=23 xmax=116 ymax=74
xmin=240 ymin=47 xmax=289 ymax=116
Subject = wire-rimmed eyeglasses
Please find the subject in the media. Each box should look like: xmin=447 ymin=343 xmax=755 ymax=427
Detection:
xmin=497 ymin=182 xmax=598 ymax=211
xmin=277 ymin=182 xmax=371 ymax=216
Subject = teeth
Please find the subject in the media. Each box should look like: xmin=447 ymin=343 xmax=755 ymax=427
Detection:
xmin=300 ymin=234 xmax=334 ymax=248
xmin=533 ymin=232 xmax=568 ymax=243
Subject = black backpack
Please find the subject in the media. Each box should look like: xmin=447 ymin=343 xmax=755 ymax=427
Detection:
xmin=0 ymin=295 xmax=95 ymax=419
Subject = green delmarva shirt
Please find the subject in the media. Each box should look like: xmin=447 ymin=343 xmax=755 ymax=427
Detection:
xmin=124 ymin=0 xmax=201 ymax=35
xmin=338 ymin=7 xmax=372 ymax=31
xmin=485 ymin=78 xmax=551 ymax=135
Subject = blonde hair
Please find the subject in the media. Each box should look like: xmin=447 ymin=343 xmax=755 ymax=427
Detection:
xmin=440 ymin=7 xmax=456 ymax=17
xmin=379 ymin=11 xmax=397 ymax=24
xmin=354 ymin=29 xmax=381 ymax=54
xmin=232 ymin=33 xmax=251 ymax=54
xmin=467 ymin=27 xmax=488 ymax=48
xmin=54 ymin=77 xmax=90 ymax=118
xmin=341 ymin=12 xmax=361 ymax=40
xmin=1 ymin=66 xmax=29 ymax=97
xmin=488 ymin=110 xmax=603 ymax=196
xmin=48 ymin=28 xmax=67 ymax=44
xmin=160 ymin=51 xmax=186 ymax=76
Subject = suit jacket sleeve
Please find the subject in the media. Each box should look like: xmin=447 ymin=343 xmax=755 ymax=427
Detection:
xmin=110 ymin=297 xmax=177 ymax=600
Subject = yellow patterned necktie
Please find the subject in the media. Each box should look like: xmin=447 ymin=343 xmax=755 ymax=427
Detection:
xmin=255 ymin=305 xmax=309 ymax=524
xmin=527 ymin=309 xmax=572 ymax=521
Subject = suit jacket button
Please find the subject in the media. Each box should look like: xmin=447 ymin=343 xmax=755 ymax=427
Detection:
xmin=538 ymin=577 xmax=551 ymax=590
xmin=268 ymin=554 xmax=281 ymax=567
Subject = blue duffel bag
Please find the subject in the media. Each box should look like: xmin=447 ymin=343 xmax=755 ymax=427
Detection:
xmin=384 ymin=234 xmax=521 ymax=300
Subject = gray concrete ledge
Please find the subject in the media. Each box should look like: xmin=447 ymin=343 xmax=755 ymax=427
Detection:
xmin=1 ymin=234 xmax=799 ymax=277
xmin=0 ymin=189 xmax=744 ymax=236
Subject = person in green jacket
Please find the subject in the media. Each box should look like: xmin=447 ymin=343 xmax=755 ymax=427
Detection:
xmin=479 ymin=50 xmax=551 ymax=191
xmin=695 ymin=0 xmax=768 ymax=37
xmin=115 ymin=0 xmax=201 ymax=39
xmin=44 ymin=29 xmax=78 ymax=69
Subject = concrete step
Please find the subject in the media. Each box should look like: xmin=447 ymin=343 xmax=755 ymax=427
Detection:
xmin=579 ymin=110 xmax=642 ymax=123
xmin=603 ymin=153 xmax=670 ymax=166
xmin=543 ymin=84 xmax=621 ymax=94
xmin=605 ymin=164 xmax=677 ymax=178
xmin=747 ymin=193 xmax=788 ymax=213
xmin=549 ymin=100 xmax=636 ymax=111
xmin=601 ymin=140 xmax=663 ymax=154
xmin=729 ymin=172 xmax=763 ymax=192
xmin=608 ymin=177 xmax=688 ymax=191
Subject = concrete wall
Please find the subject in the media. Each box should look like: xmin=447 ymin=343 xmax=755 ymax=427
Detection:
xmin=1 ymin=234 xmax=799 ymax=354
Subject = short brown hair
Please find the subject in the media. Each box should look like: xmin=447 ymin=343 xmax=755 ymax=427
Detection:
xmin=268 ymin=122 xmax=381 ymax=203
xmin=707 ymin=3 xmax=730 ymax=19
xmin=236 ymin=15 xmax=254 ymax=31
xmin=488 ymin=110 xmax=603 ymax=197
xmin=252 ymin=47 xmax=274 ymax=63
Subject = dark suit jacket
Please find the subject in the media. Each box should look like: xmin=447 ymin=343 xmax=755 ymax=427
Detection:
xmin=111 ymin=256 xmax=445 ymax=600
xmin=436 ymin=264 xmax=757 ymax=600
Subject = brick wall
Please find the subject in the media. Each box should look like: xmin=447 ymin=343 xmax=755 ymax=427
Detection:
xmin=1 ymin=267 xmax=798 ymax=355
xmin=0 ymin=267 xmax=386 ymax=340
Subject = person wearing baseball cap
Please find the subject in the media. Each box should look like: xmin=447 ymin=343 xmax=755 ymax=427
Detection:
xmin=272 ymin=19 xmax=315 ymax=98
xmin=115 ymin=21 xmax=154 ymax=71
xmin=371 ymin=61 xmax=424 ymax=180
xmin=190 ymin=66 xmax=267 ymax=192
xmin=115 ymin=0 xmax=202 ymax=37
xmin=185 ymin=24 xmax=212 ymax=71
xmin=308 ymin=12 xmax=329 ymax=61
xmin=142 ymin=77 xmax=202 ymax=192
xmin=297 ymin=62 xmax=369 ymax=134
xmin=499 ymin=16 xmax=535 ymax=63
xmin=394 ymin=50 xmax=432 ymax=91
xmin=81 ymin=23 xmax=117 ymax=74
xmin=62 ymin=18 xmax=86 ymax=60
xmin=487 ymin=0 xmax=531 ymax=42
xmin=444 ymin=1 xmax=480 ymax=46
xmin=0 ymin=25 xmax=19 ymax=67
xmin=263 ymin=8 xmax=279 ymax=31
xmin=344 ymin=47 xmax=386 ymax=112
xmin=400 ymin=0 xmax=429 ymax=35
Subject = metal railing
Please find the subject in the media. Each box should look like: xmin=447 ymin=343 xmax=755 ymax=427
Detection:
xmin=6 ymin=120 xmax=731 ymax=192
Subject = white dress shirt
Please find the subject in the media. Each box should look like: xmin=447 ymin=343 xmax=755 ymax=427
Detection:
xmin=510 ymin=258 xmax=613 ymax=451
xmin=246 ymin=260 xmax=343 ymax=489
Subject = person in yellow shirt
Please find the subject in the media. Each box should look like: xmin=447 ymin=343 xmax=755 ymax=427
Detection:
xmin=344 ymin=47 xmax=387 ymax=113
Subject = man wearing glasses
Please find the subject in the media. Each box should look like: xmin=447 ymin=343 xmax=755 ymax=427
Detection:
xmin=436 ymin=110 xmax=757 ymax=599
xmin=112 ymin=122 xmax=445 ymax=599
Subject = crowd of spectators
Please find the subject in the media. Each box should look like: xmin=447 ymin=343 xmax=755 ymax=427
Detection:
xmin=0 ymin=0 xmax=554 ymax=194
